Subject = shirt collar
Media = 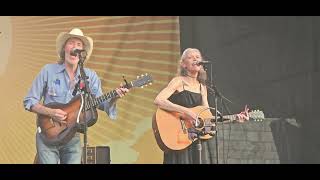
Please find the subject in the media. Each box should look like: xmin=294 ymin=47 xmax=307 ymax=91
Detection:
xmin=55 ymin=63 xmax=81 ymax=81
xmin=55 ymin=63 xmax=66 ymax=74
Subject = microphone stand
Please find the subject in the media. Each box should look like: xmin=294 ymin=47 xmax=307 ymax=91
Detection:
xmin=76 ymin=53 xmax=95 ymax=164
xmin=204 ymin=63 xmax=233 ymax=164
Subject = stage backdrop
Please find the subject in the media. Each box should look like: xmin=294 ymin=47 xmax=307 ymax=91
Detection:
xmin=0 ymin=16 xmax=180 ymax=164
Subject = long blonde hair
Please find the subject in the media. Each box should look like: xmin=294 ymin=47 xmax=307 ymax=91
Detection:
xmin=177 ymin=48 xmax=207 ymax=85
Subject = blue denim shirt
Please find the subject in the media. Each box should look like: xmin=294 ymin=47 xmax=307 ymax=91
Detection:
xmin=23 ymin=63 xmax=117 ymax=120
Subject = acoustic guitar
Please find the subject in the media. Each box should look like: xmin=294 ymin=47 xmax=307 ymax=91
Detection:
xmin=152 ymin=106 xmax=264 ymax=152
xmin=37 ymin=74 xmax=153 ymax=146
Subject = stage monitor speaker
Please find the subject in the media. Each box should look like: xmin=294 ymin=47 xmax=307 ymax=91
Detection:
xmin=82 ymin=146 xmax=111 ymax=164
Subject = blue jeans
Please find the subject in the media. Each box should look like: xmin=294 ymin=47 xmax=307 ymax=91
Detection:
xmin=36 ymin=133 xmax=82 ymax=164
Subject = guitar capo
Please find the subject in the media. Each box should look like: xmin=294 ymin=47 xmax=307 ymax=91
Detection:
xmin=122 ymin=75 xmax=129 ymax=88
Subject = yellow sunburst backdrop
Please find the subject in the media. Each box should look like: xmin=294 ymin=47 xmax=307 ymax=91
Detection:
xmin=0 ymin=16 xmax=180 ymax=163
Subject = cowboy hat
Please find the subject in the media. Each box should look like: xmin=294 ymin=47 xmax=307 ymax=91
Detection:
xmin=56 ymin=28 xmax=93 ymax=61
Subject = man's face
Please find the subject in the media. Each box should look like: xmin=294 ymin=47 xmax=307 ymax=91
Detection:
xmin=64 ymin=37 xmax=84 ymax=66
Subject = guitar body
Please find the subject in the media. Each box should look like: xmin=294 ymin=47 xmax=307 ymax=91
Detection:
xmin=37 ymin=94 xmax=98 ymax=146
xmin=152 ymin=106 xmax=214 ymax=152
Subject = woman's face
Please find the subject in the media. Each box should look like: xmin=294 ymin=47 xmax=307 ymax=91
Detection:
xmin=182 ymin=50 xmax=202 ymax=73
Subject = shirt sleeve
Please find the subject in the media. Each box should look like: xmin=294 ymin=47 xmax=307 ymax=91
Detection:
xmin=23 ymin=65 xmax=48 ymax=111
xmin=89 ymin=70 xmax=117 ymax=120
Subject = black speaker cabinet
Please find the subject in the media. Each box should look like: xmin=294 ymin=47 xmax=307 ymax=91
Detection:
xmin=82 ymin=146 xmax=111 ymax=164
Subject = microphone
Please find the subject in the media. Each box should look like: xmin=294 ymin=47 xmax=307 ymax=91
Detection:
xmin=193 ymin=60 xmax=212 ymax=66
xmin=70 ymin=48 xmax=86 ymax=57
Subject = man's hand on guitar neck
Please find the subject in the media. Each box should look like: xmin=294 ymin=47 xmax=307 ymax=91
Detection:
xmin=115 ymin=88 xmax=129 ymax=98
xmin=115 ymin=83 xmax=130 ymax=98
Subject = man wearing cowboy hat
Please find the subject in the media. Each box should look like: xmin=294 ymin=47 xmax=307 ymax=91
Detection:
xmin=23 ymin=28 xmax=129 ymax=164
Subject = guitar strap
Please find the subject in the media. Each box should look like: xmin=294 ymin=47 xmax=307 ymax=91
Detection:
xmin=42 ymin=81 xmax=48 ymax=98
xmin=182 ymin=80 xmax=189 ymax=105
xmin=72 ymin=79 xmax=81 ymax=96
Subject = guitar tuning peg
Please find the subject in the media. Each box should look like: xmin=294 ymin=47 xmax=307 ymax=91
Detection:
xmin=141 ymin=74 xmax=144 ymax=77
xmin=141 ymin=86 xmax=144 ymax=88
xmin=149 ymin=83 xmax=152 ymax=85
xmin=145 ymin=73 xmax=148 ymax=76
xmin=137 ymin=76 xmax=139 ymax=79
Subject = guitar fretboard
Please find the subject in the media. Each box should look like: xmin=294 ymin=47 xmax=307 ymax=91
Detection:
xmin=84 ymin=90 xmax=119 ymax=111
xmin=222 ymin=114 xmax=238 ymax=121
xmin=80 ymin=74 xmax=152 ymax=111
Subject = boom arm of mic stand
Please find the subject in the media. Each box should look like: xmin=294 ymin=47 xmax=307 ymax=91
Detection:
xmin=207 ymin=84 xmax=239 ymax=116
xmin=207 ymin=86 xmax=234 ymax=105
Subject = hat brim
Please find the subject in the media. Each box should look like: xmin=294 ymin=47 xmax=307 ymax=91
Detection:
xmin=56 ymin=32 xmax=93 ymax=62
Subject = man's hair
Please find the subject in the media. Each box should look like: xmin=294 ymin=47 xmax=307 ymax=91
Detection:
xmin=177 ymin=48 xmax=207 ymax=85
xmin=58 ymin=40 xmax=67 ymax=64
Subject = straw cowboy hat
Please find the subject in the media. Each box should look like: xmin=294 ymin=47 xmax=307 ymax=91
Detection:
xmin=56 ymin=28 xmax=93 ymax=61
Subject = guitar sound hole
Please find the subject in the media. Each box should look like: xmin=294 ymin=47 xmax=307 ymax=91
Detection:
xmin=194 ymin=118 xmax=204 ymax=129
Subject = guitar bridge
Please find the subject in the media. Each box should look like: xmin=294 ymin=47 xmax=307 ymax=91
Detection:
xmin=179 ymin=116 xmax=187 ymax=133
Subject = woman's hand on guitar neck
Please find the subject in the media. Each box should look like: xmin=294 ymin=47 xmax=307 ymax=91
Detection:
xmin=236 ymin=105 xmax=249 ymax=123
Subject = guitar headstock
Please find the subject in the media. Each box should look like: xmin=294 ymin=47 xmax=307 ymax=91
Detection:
xmin=128 ymin=73 xmax=153 ymax=89
xmin=248 ymin=110 xmax=265 ymax=122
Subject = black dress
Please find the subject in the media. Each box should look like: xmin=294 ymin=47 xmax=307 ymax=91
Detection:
xmin=163 ymin=84 xmax=217 ymax=164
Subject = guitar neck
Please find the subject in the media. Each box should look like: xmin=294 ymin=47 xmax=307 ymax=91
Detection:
xmin=222 ymin=114 xmax=238 ymax=122
xmin=84 ymin=90 xmax=119 ymax=111
xmin=215 ymin=111 xmax=264 ymax=123
xmin=82 ymin=74 xmax=153 ymax=111
xmin=210 ymin=114 xmax=238 ymax=124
